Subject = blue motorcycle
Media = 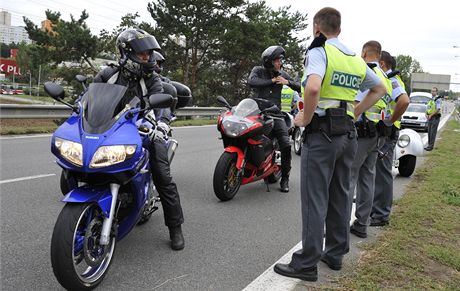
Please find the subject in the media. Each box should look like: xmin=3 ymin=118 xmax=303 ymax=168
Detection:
xmin=45 ymin=80 xmax=188 ymax=290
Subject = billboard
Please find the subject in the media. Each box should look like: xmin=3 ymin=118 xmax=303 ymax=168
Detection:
xmin=410 ymin=73 xmax=451 ymax=91
xmin=0 ymin=59 xmax=22 ymax=76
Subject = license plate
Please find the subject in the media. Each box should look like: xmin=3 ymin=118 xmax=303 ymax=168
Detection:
xmin=403 ymin=120 xmax=419 ymax=124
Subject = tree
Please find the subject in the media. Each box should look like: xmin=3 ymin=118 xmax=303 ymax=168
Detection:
xmin=146 ymin=0 xmax=308 ymax=105
xmin=395 ymin=54 xmax=423 ymax=91
xmin=23 ymin=10 xmax=100 ymax=73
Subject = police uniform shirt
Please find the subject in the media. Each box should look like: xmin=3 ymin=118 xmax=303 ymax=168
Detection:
xmin=384 ymin=69 xmax=407 ymax=101
xmin=435 ymin=97 xmax=442 ymax=111
xmin=355 ymin=62 xmax=388 ymax=102
xmin=302 ymin=38 xmax=381 ymax=92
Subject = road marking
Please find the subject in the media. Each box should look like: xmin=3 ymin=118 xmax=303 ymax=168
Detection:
xmin=243 ymin=203 xmax=356 ymax=291
xmin=0 ymin=174 xmax=56 ymax=185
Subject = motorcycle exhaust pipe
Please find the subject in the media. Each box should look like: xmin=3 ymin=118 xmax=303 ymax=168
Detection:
xmin=167 ymin=139 xmax=179 ymax=163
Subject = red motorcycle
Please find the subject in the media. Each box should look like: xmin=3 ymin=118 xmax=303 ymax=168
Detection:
xmin=213 ymin=96 xmax=285 ymax=201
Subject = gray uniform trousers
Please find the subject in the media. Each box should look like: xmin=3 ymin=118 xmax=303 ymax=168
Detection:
xmin=289 ymin=129 xmax=357 ymax=270
xmin=427 ymin=116 xmax=440 ymax=149
xmin=348 ymin=135 xmax=379 ymax=233
xmin=370 ymin=131 xmax=398 ymax=223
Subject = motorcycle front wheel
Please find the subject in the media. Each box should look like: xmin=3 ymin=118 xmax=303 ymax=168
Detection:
xmin=213 ymin=152 xmax=242 ymax=201
xmin=51 ymin=203 xmax=116 ymax=290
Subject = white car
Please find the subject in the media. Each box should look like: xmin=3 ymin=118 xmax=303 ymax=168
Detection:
xmin=409 ymin=91 xmax=432 ymax=104
xmin=401 ymin=103 xmax=429 ymax=132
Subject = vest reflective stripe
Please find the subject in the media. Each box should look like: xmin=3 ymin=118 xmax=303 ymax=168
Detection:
xmin=317 ymin=98 xmax=354 ymax=113
xmin=426 ymin=99 xmax=436 ymax=115
xmin=364 ymin=66 xmax=392 ymax=123
xmin=281 ymin=86 xmax=295 ymax=113
xmin=320 ymin=44 xmax=367 ymax=118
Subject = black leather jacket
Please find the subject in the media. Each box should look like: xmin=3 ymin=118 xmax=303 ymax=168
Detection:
xmin=248 ymin=66 xmax=301 ymax=109
xmin=94 ymin=66 xmax=173 ymax=124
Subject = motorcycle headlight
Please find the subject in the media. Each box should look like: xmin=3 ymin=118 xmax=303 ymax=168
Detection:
xmin=397 ymin=134 xmax=410 ymax=148
xmin=90 ymin=145 xmax=137 ymax=168
xmin=222 ymin=120 xmax=253 ymax=137
xmin=54 ymin=138 xmax=83 ymax=166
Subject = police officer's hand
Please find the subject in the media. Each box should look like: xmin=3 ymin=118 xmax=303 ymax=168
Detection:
xmin=294 ymin=110 xmax=308 ymax=127
xmin=275 ymin=76 xmax=289 ymax=85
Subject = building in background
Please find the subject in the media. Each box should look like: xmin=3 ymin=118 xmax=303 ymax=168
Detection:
xmin=0 ymin=10 xmax=32 ymax=45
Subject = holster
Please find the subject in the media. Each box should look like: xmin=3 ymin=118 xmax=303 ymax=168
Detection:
xmin=303 ymin=104 xmax=353 ymax=142
xmin=376 ymin=120 xmax=393 ymax=137
xmin=355 ymin=120 xmax=377 ymax=138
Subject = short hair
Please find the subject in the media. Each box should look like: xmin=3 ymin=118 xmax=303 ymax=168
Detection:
xmin=390 ymin=56 xmax=397 ymax=70
xmin=380 ymin=51 xmax=393 ymax=67
xmin=432 ymin=87 xmax=438 ymax=92
xmin=313 ymin=7 xmax=341 ymax=34
xmin=362 ymin=41 xmax=381 ymax=56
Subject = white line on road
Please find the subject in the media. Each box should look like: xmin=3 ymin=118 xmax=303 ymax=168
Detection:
xmin=0 ymin=174 xmax=56 ymax=185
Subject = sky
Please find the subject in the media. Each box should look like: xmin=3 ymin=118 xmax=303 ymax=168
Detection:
xmin=2 ymin=0 xmax=460 ymax=90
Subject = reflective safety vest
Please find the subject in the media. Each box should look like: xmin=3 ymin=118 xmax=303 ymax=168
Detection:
xmin=320 ymin=44 xmax=367 ymax=118
xmin=426 ymin=99 xmax=436 ymax=115
xmin=387 ymin=75 xmax=405 ymax=129
xmin=281 ymin=85 xmax=295 ymax=113
xmin=364 ymin=66 xmax=392 ymax=123
xmin=395 ymin=75 xmax=405 ymax=89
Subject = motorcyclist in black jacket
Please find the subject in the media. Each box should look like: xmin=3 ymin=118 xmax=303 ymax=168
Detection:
xmin=94 ymin=28 xmax=185 ymax=250
xmin=248 ymin=46 xmax=301 ymax=192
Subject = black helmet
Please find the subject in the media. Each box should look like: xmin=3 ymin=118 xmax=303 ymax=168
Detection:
xmin=152 ymin=51 xmax=165 ymax=74
xmin=116 ymin=28 xmax=161 ymax=77
xmin=262 ymin=46 xmax=285 ymax=69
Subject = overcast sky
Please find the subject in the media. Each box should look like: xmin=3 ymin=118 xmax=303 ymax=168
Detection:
xmin=2 ymin=0 xmax=460 ymax=90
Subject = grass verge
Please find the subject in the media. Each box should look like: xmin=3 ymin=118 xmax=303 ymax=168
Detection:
xmin=340 ymin=120 xmax=460 ymax=290
xmin=0 ymin=118 xmax=216 ymax=135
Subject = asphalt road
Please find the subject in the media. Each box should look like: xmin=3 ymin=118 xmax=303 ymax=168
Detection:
xmin=0 ymin=113 xmax=443 ymax=291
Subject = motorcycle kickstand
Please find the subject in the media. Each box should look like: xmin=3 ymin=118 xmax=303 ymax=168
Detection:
xmin=263 ymin=178 xmax=270 ymax=192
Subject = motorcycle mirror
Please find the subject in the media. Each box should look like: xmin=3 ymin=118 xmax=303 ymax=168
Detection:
xmin=217 ymin=96 xmax=231 ymax=108
xmin=149 ymin=93 xmax=173 ymax=108
xmin=263 ymin=105 xmax=280 ymax=114
xmin=75 ymin=75 xmax=87 ymax=84
xmin=44 ymin=82 xmax=65 ymax=101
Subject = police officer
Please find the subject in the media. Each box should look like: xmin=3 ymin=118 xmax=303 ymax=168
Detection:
xmin=349 ymin=41 xmax=408 ymax=239
xmin=273 ymin=7 xmax=385 ymax=281
xmin=369 ymin=51 xmax=409 ymax=227
xmin=281 ymin=84 xmax=298 ymax=114
xmin=248 ymin=46 xmax=301 ymax=192
xmin=424 ymin=86 xmax=442 ymax=151
xmin=94 ymin=29 xmax=185 ymax=250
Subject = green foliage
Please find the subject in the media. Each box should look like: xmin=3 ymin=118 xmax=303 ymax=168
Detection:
xmin=23 ymin=9 xmax=99 ymax=72
xmin=146 ymin=0 xmax=308 ymax=105
xmin=395 ymin=54 xmax=423 ymax=92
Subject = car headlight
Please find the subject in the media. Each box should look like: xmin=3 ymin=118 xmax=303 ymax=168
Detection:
xmin=397 ymin=134 xmax=410 ymax=148
xmin=89 ymin=145 xmax=137 ymax=168
xmin=54 ymin=138 xmax=83 ymax=166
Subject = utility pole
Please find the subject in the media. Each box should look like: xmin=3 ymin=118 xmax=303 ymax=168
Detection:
xmin=28 ymin=70 xmax=32 ymax=96
xmin=37 ymin=64 xmax=41 ymax=96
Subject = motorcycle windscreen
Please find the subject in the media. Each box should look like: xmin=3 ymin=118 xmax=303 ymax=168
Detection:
xmin=232 ymin=98 xmax=261 ymax=117
xmin=81 ymin=83 xmax=137 ymax=134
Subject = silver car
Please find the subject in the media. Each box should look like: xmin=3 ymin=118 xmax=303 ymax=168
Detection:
xmin=401 ymin=103 xmax=428 ymax=132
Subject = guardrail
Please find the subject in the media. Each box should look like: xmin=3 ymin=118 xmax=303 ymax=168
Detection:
xmin=0 ymin=104 xmax=224 ymax=119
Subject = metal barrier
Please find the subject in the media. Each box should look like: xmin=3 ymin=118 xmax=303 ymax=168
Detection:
xmin=0 ymin=104 xmax=224 ymax=119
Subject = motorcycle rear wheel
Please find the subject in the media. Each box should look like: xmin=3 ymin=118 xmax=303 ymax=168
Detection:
xmin=213 ymin=152 xmax=242 ymax=201
xmin=293 ymin=127 xmax=302 ymax=156
xmin=51 ymin=203 xmax=116 ymax=290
